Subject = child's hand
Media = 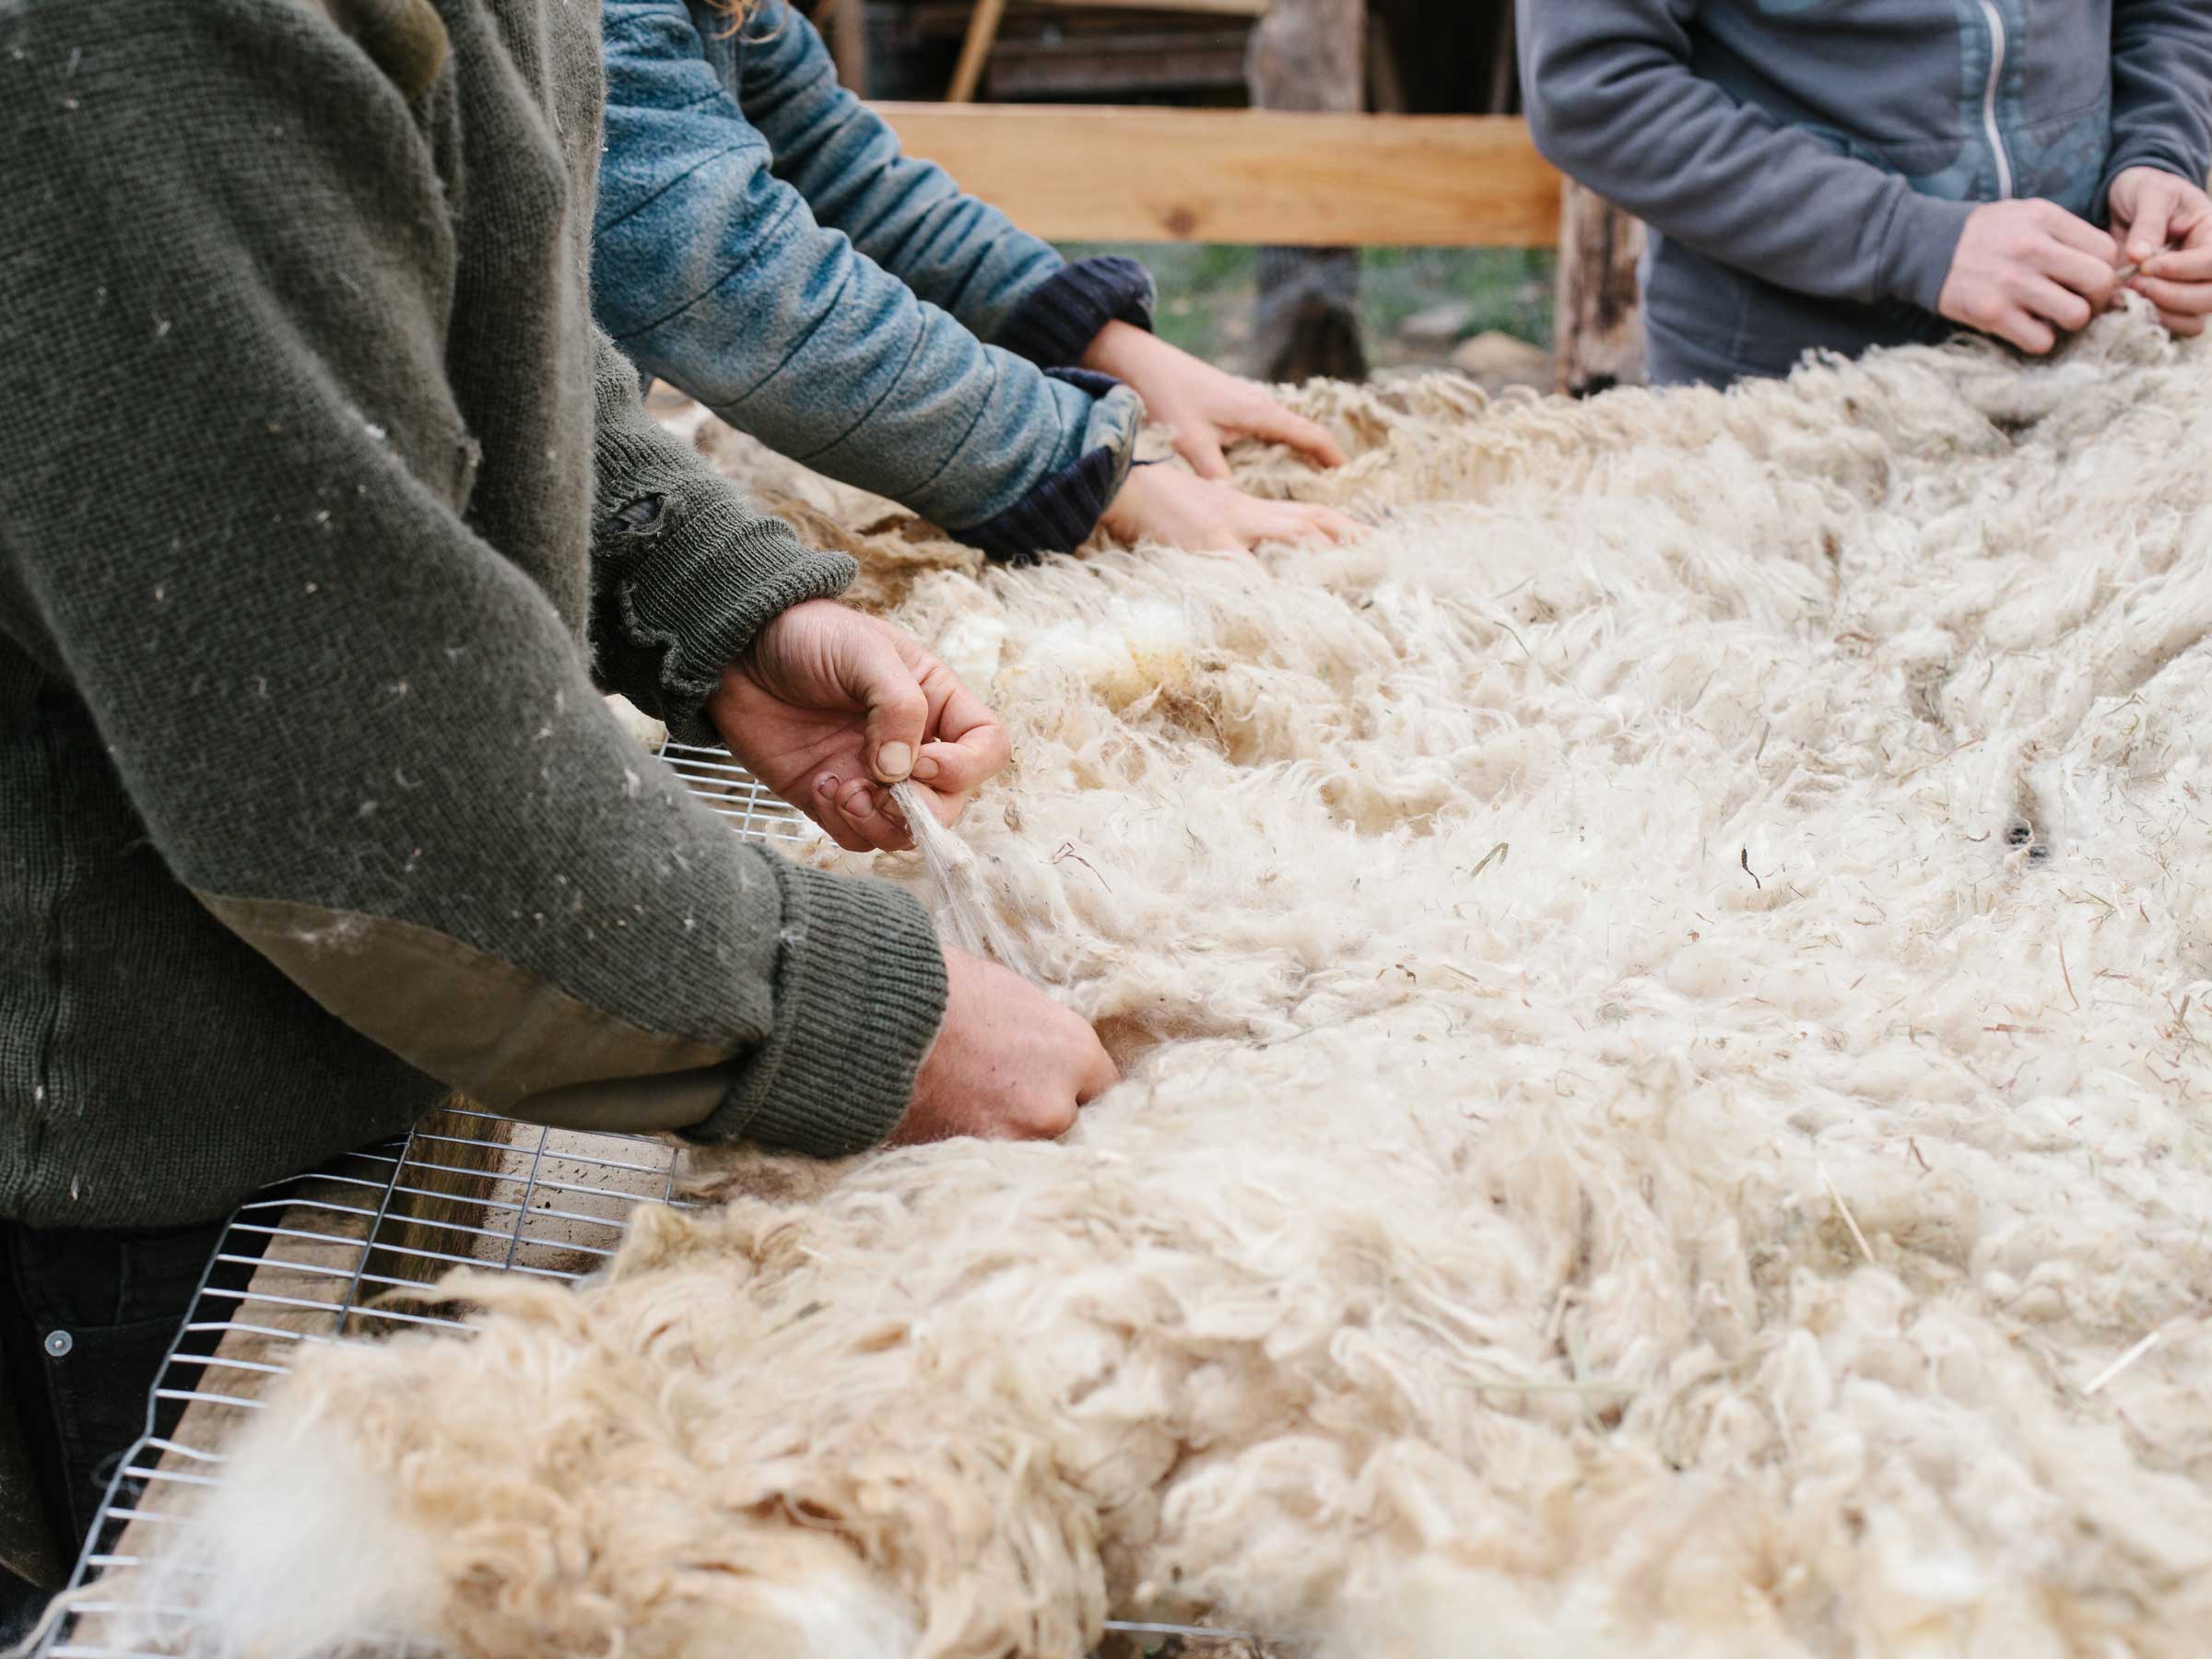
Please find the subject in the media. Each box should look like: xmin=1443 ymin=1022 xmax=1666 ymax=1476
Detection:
xmin=1081 ymin=321 xmax=1347 ymax=480
xmin=2110 ymin=166 xmax=2212 ymax=338
xmin=1936 ymin=198 xmax=2120 ymax=354
xmin=1100 ymin=464 xmax=1360 ymax=559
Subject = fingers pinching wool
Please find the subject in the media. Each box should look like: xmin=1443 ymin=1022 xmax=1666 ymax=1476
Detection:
xmin=2146 ymin=242 xmax=2212 ymax=283
xmin=2131 ymin=273 xmax=2212 ymax=317
xmin=835 ymin=777 xmax=917 ymax=853
xmin=843 ymin=630 xmax=929 ymax=784
xmin=917 ymin=678 xmax=1012 ymax=798
xmin=917 ymin=737 xmax=995 ymax=800
xmin=2124 ymin=192 xmax=2174 ymax=265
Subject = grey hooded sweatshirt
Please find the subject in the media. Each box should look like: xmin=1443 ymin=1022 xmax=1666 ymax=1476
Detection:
xmin=1519 ymin=0 xmax=2212 ymax=386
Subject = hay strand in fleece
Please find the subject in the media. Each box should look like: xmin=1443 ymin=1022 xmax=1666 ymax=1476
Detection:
xmin=112 ymin=311 xmax=2212 ymax=1658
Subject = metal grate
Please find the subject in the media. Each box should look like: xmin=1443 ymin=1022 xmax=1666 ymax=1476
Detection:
xmin=41 ymin=1114 xmax=692 ymax=1658
xmin=657 ymin=740 xmax=815 ymax=845
xmin=39 ymin=744 xmax=1257 ymax=1657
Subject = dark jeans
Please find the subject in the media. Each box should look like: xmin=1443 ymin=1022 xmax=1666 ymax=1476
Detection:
xmin=1642 ymin=235 xmax=1952 ymax=389
xmin=0 ymin=1216 xmax=245 ymax=1642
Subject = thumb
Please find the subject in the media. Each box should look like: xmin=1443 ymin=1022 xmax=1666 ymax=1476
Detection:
xmin=2126 ymin=179 xmax=2176 ymax=265
xmin=840 ymin=629 xmax=931 ymax=783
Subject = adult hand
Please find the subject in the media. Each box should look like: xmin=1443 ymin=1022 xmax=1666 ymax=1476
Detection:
xmin=1082 ymin=320 xmax=1347 ymax=480
xmin=1101 ymin=463 xmax=1361 ymax=559
xmin=2110 ymin=166 xmax=2212 ymax=338
xmin=891 ymin=947 xmax=1119 ymax=1144
xmin=1936 ymin=198 xmax=2119 ymax=354
xmin=708 ymin=599 xmax=1009 ymax=853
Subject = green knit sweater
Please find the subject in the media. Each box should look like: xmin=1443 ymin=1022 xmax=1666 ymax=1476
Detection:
xmin=0 ymin=0 xmax=948 ymax=1231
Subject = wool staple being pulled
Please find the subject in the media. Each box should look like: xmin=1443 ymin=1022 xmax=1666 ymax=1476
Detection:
xmin=888 ymin=777 xmax=1036 ymax=981
xmin=110 ymin=310 xmax=2212 ymax=1659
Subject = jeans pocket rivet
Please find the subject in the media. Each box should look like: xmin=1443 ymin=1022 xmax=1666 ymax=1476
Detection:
xmin=42 ymin=1330 xmax=73 ymax=1359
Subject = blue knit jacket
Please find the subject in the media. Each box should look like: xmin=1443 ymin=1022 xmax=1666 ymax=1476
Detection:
xmin=594 ymin=0 xmax=1155 ymax=560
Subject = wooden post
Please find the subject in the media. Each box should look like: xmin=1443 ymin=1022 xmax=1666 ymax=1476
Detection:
xmin=947 ymin=0 xmax=1009 ymax=102
xmin=825 ymin=0 xmax=869 ymax=98
xmin=1248 ymin=0 xmax=1369 ymax=383
xmin=1486 ymin=0 xmax=1516 ymax=116
xmin=1553 ymin=178 xmax=1646 ymax=396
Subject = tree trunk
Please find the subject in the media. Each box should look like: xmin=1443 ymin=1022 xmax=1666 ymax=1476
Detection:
xmin=1553 ymin=178 xmax=1647 ymax=397
xmin=1248 ymin=0 xmax=1367 ymax=383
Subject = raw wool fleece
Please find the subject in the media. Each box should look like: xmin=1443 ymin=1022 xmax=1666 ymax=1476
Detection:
xmin=115 ymin=309 xmax=2212 ymax=1659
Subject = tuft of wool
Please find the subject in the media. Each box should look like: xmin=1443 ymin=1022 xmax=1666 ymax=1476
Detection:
xmin=113 ymin=310 xmax=2212 ymax=1658
xmin=889 ymin=778 xmax=1036 ymax=980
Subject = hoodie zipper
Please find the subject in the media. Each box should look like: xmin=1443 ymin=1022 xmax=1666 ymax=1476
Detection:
xmin=1974 ymin=0 xmax=2015 ymax=198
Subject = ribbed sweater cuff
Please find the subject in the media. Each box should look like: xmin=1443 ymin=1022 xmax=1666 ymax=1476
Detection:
xmin=949 ymin=377 xmax=1143 ymax=563
xmin=996 ymin=255 xmax=1158 ymax=368
xmin=691 ymin=862 xmax=947 ymax=1158
xmin=594 ymin=429 xmax=856 ymax=746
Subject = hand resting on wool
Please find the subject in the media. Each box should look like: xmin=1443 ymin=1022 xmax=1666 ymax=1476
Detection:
xmin=893 ymin=947 xmax=1119 ymax=1146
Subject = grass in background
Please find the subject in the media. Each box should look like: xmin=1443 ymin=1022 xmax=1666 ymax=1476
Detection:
xmin=1057 ymin=243 xmax=1558 ymax=377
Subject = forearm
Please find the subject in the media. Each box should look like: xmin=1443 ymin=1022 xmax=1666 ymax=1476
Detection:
xmin=0 ymin=5 xmax=943 ymax=1156
xmin=735 ymin=3 xmax=1047 ymax=332
xmin=2104 ymin=0 xmax=2212 ymax=196
xmin=595 ymin=4 xmax=1142 ymax=550
xmin=727 ymin=3 xmax=1153 ymax=358
xmin=1517 ymin=0 xmax=1972 ymax=312
xmin=596 ymin=246 xmax=1140 ymax=554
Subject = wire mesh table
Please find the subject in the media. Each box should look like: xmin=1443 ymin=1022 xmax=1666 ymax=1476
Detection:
xmin=43 ymin=1117 xmax=698 ymax=1658
xmin=654 ymin=740 xmax=817 ymax=846
xmin=40 ymin=743 xmax=1258 ymax=1658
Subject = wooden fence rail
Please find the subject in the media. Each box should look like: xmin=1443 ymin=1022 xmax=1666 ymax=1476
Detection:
xmin=871 ymin=104 xmax=1562 ymax=247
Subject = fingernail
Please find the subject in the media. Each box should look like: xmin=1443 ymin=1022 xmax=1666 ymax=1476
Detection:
xmin=851 ymin=787 xmax=876 ymax=817
xmin=912 ymin=755 xmax=940 ymax=782
xmin=877 ymin=741 xmax=912 ymax=780
xmin=815 ymin=773 xmax=839 ymax=796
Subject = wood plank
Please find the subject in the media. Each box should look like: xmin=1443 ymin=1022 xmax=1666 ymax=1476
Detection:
xmin=872 ymin=104 xmax=1561 ymax=246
